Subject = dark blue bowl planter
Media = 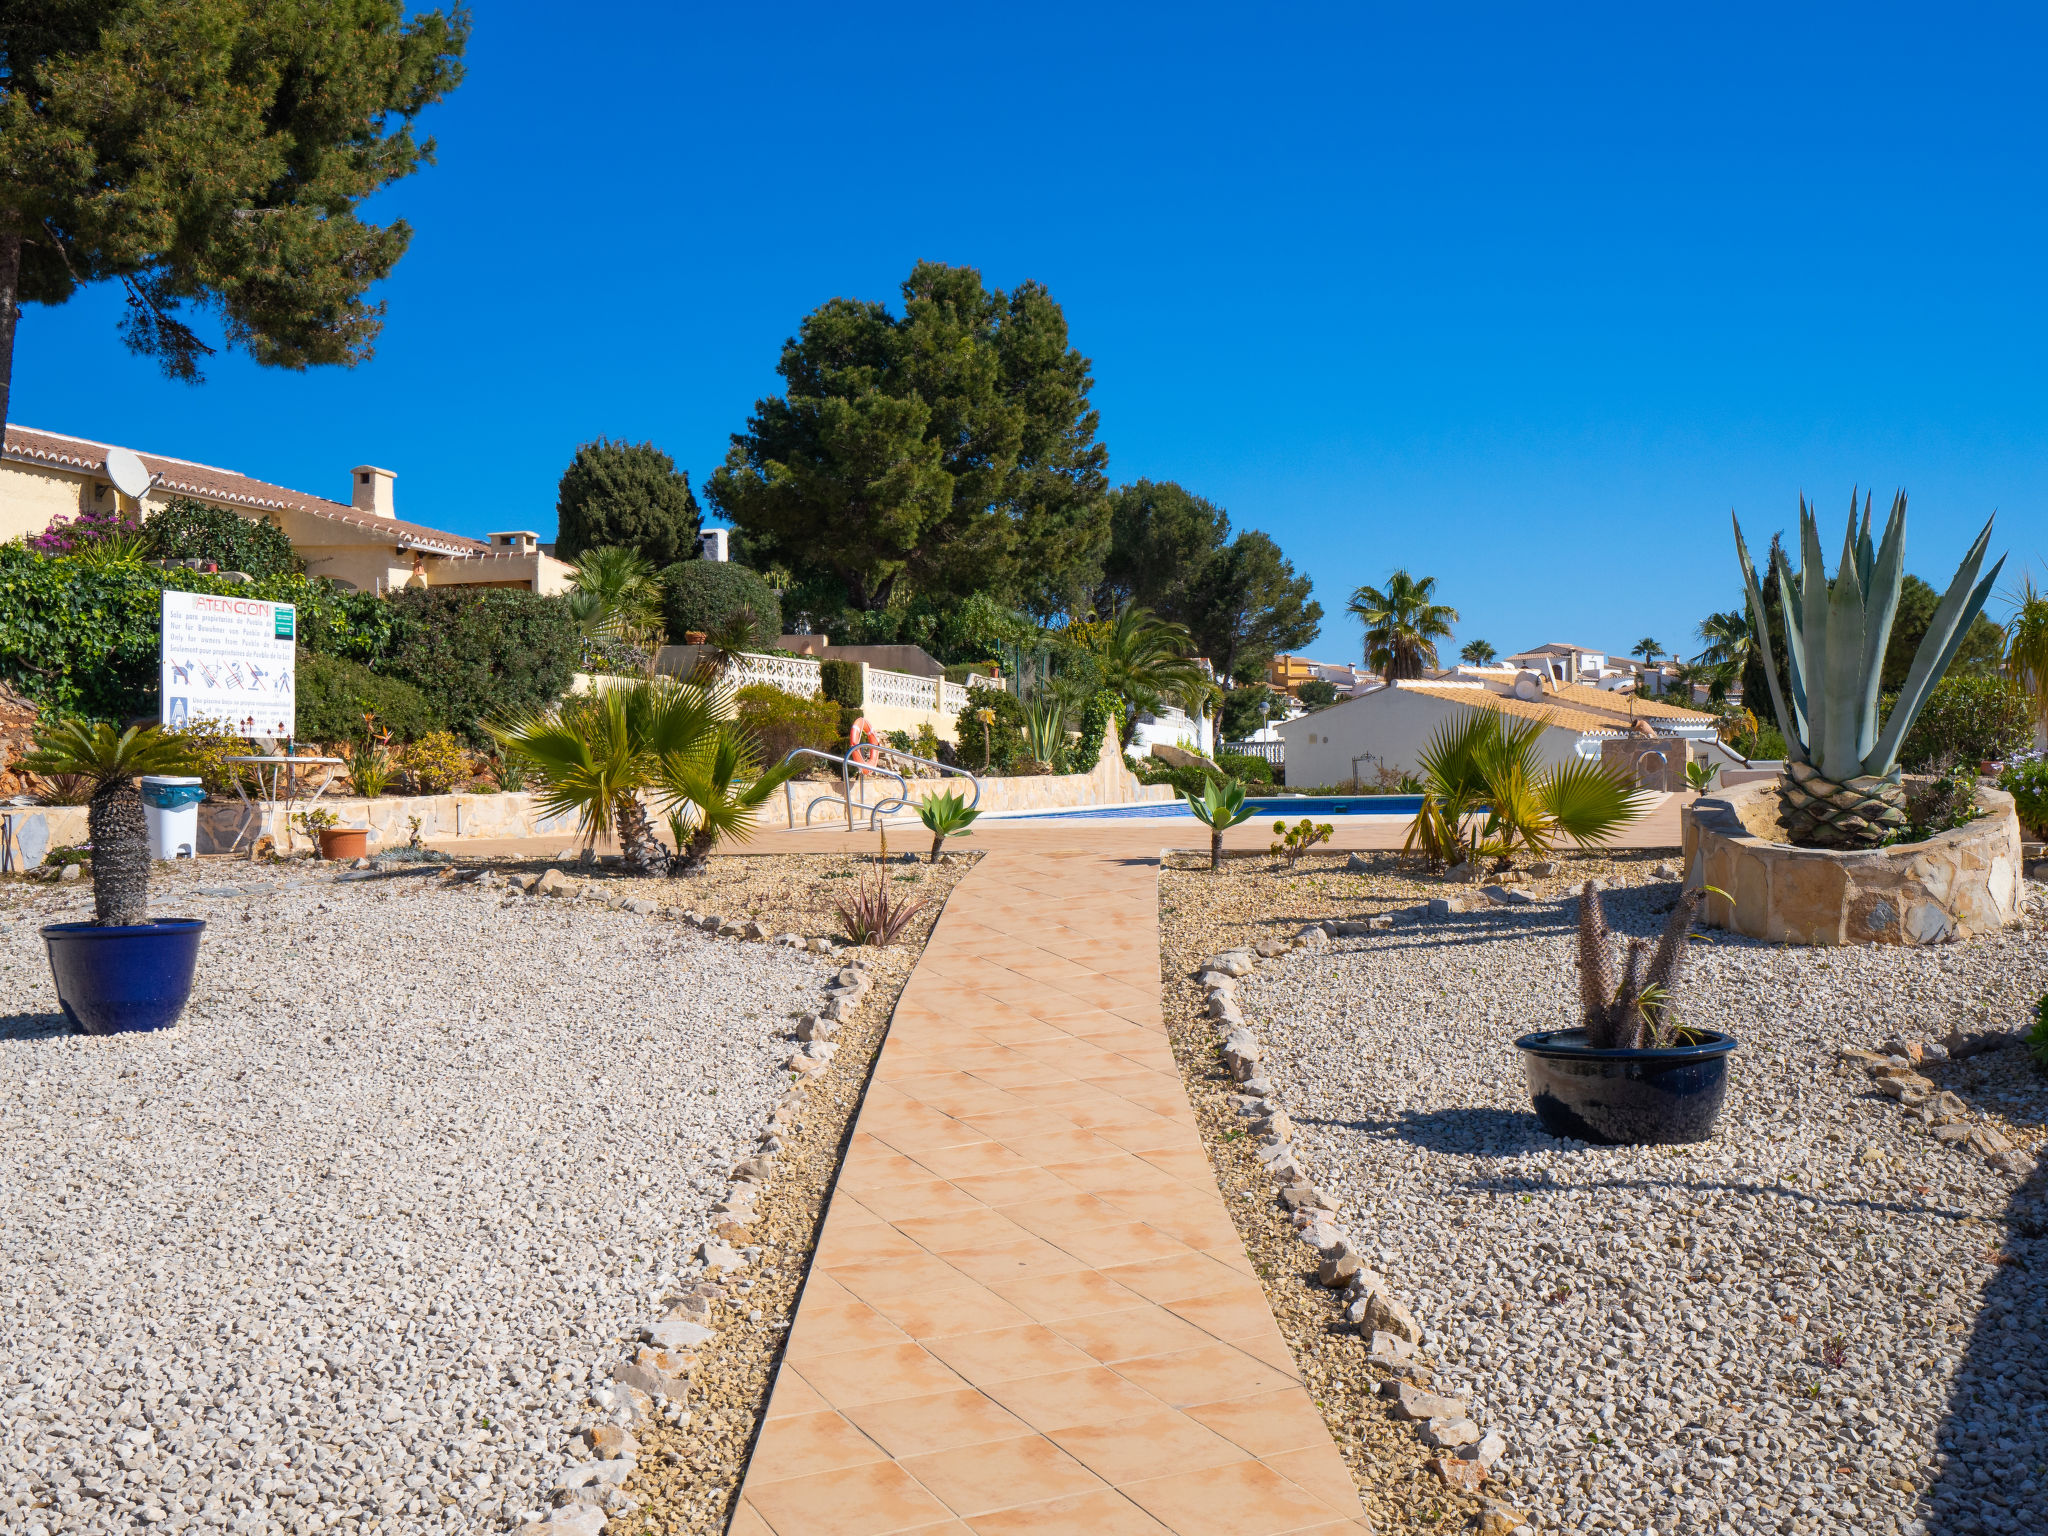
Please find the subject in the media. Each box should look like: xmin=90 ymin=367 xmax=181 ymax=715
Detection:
xmin=1514 ymin=1027 xmax=1738 ymax=1145
xmin=42 ymin=919 xmax=206 ymax=1035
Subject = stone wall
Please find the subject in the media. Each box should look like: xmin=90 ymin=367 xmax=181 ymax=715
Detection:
xmin=1682 ymin=779 xmax=2023 ymax=946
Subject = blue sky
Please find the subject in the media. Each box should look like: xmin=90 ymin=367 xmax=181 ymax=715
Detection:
xmin=15 ymin=4 xmax=2048 ymax=664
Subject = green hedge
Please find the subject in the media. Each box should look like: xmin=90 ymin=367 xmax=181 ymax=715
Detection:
xmin=296 ymin=653 xmax=439 ymax=744
xmin=145 ymin=499 xmax=300 ymax=578
xmin=820 ymin=658 xmax=863 ymax=709
xmin=377 ymin=588 xmax=579 ymax=744
xmin=735 ymin=683 xmax=842 ymax=766
xmin=0 ymin=543 xmax=392 ymax=721
xmin=660 ymin=560 xmax=781 ymax=642
xmin=1216 ymin=751 xmax=1277 ymax=784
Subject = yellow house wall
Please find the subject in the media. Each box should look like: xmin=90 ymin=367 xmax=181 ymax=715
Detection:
xmin=0 ymin=460 xmax=92 ymax=544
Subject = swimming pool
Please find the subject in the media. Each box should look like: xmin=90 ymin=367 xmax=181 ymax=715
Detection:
xmin=996 ymin=795 xmax=1424 ymax=821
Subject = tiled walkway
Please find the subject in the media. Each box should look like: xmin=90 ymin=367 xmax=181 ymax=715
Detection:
xmin=731 ymin=850 xmax=1370 ymax=1536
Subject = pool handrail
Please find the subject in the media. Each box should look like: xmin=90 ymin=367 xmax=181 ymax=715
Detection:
xmin=775 ymin=745 xmax=981 ymax=831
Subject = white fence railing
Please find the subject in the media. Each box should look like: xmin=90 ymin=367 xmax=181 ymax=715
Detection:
xmin=1222 ymin=739 xmax=1285 ymax=764
xmin=718 ymin=651 xmax=988 ymax=721
xmin=730 ymin=651 xmax=823 ymax=694
xmin=867 ymin=668 xmax=939 ymax=712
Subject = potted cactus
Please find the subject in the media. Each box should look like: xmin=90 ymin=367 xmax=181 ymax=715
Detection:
xmin=19 ymin=721 xmax=207 ymax=1034
xmin=1514 ymin=882 xmax=1738 ymax=1144
xmin=1734 ymin=492 xmax=2002 ymax=847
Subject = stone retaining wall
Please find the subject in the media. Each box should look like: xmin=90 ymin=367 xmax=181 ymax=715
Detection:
xmin=1682 ymin=778 xmax=2023 ymax=945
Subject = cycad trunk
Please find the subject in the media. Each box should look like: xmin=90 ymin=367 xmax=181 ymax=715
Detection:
xmin=1210 ymin=825 xmax=1224 ymax=872
xmin=930 ymin=832 xmax=946 ymax=862
xmin=670 ymin=827 xmax=717 ymax=876
xmin=615 ymin=795 xmax=668 ymax=876
xmin=88 ymin=779 xmax=150 ymax=927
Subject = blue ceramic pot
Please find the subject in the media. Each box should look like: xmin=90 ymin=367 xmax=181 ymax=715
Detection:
xmin=1514 ymin=1027 xmax=1738 ymax=1146
xmin=42 ymin=919 xmax=206 ymax=1035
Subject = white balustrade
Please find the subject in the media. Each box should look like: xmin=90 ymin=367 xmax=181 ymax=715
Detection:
xmin=729 ymin=651 xmax=822 ymax=695
xmin=939 ymin=680 xmax=971 ymax=713
xmin=866 ymin=667 xmax=940 ymax=713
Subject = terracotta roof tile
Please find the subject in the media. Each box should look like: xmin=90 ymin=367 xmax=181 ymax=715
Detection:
xmin=1397 ymin=684 xmax=1623 ymax=734
xmin=3 ymin=424 xmax=491 ymax=558
xmin=1544 ymin=682 xmax=1715 ymax=723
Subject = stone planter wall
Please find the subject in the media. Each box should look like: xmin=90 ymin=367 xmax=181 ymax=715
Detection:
xmin=1682 ymin=779 xmax=2023 ymax=946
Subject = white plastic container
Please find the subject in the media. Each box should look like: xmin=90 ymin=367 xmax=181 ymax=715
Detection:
xmin=140 ymin=776 xmax=206 ymax=860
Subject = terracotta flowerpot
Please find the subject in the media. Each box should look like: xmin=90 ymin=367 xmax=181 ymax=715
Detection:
xmin=318 ymin=828 xmax=369 ymax=861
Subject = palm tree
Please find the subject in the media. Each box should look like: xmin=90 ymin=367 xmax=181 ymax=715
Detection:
xmin=17 ymin=722 xmax=197 ymax=926
xmin=1631 ymin=637 xmax=1664 ymax=663
xmin=1459 ymin=639 xmax=1497 ymax=666
xmin=656 ymin=723 xmax=798 ymax=875
xmin=568 ymin=546 xmax=665 ymax=646
xmin=2004 ymin=570 xmax=2048 ymax=740
xmin=1406 ymin=706 xmax=1644 ymax=870
xmin=1079 ymin=603 xmax=1211 ymax=721
xmin=1692 ymin=610 xmax=1752 ymax=703
xmin=1348 ymin=571 xmax=1459 ymax=681
xmin=493 ymin=678 xmax=726 ymax=875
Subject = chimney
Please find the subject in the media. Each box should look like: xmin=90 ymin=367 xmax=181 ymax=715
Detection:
xmin=351 ymin=465 xmax=397 ymax=518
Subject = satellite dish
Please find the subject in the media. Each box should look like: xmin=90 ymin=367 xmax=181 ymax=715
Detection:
xmin=1513 ymin=670 xmax=1545 ymax=701
xmin=105 ymin=447 xmax=153 ymax=500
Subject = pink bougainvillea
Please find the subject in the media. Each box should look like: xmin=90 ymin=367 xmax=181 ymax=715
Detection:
xmin=27 ymin=506 xmax=145 ymax=556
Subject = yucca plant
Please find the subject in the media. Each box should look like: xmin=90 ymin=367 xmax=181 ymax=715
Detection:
xmin=1022 ymin=699 xmax=1065 ymax=767
xmin=656 ymin=723 xmax=799 ymax=875
xmin=917 ymin=789 xmax=981 ymax=861
xmin=1577 ymin=881 xmax=1706 ymax=1049
xmin=1735 ymin=492 xmax=2002 ymax=847
xmin=1184 ymin=776 xmax=1258 ymax=872
xmin=16 ymin=722 xmax=198 ymax=926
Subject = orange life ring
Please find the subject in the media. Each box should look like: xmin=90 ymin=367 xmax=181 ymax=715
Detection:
xmin=848 ymin=716 xmax=883 ymax=767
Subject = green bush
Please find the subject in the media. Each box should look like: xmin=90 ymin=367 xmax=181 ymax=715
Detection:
xmin=955 ymin=685 xmax=1028 ymax=773
xmin=1071 ymin=689 xmax=1120 ymax=773
xmin=144 ymin=499 xmax=300 ymax=578
xmin=1216 ymin=751 xmax=1276 ymax=784
xmin=1133 ymin=756 xmax=1223 ymax=800
xmin=1999 ymin=760 xmax=2048 ymax=837
xmin=555 ymin=439 xmax=701 ymax=566
xmin=295 ymin=653 xmax=439 ymax=745
xmin=660 ymin=561 xmax=781 ymax=642
xmin=377 ymin=588 xmax=579 ymax=743
xmin=0 ymin=543 xmax=392 ymax=721
xmin=735 ymin=683 xmax=842 ymax=766
xmin=1219 ymin=683 xmax=1279 ymax=742
xmin=820 ymin=658 xmax=863 ymax=709
xmin=1891 ymin=675 xmax=2033 ymax=773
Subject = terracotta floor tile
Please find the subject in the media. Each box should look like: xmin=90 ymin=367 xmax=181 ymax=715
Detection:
xmin=987 ymin=1267 xmax=1147 ymax=1324
xmin=1098 ymin=1251 xmax=1252 ymax=1305
xmin=843 ymin=1388 xmax=1034 ymax=1459
xmin=1049 ymin=1304 xmax=1216 ymax=1365
xmin=1045 ymin=1408 xmax=1253 ymax=1484
xmin=988 ymin=1189 xmax=1132 ymax=1241
xmin=894 ymin=1205 xmax=1036 ymax=1254
xmin=816 ymin=1220 xmax=934 ymax=1267
xmin=1112 ymin=1342 xmax=1299 ymax=1408
xmin=946 ymin=1167 xmax=1075 ymax=1206
xmin=900 ymin=1433 xmax=1106 ymax=1518
xmin=940 ymin=1234 xmax=1092 ymax=1286
xmin=923 ymin=1323 xmax=1101 ymax=1386
xmin=1180 ymin=1390 xmax=1334 ymax=1458
xmin=862 ymin=1282 xmax=1035 ymax=1341
xmin=1165 ymin=1288 xmax=1289 ymax=1344
xmin=763 ymin=1364 xmax=834 ymax=1420
xmin=796 ymin=1342 xmax=973 ymax=1409
xmin=746 ymin=1409 xmax=892 ymax=1483
xmin=742 ymin=1459 xmax=955 ymax=1536
xmin=1119 ymin=1459 xmax=1349 ymax=1536
xmin=826 ymin=1252 xmax=976 ymax=1302
xmin=854 ymin=1178 xmax=992 ymax=1223
xmin=962 ymin=1488 xmax=1173 ymax=1535
xmin=911 ymin=1140 xmax=1042 ymax=1182
xmin=1049 ymin=1220 xmax=1197 ymax=1270
xmin=785 ymin=1296 xmax=916 ymax=1361
xmin=1230 ymin=1324 xmax=1304 ymax=1378
xmin=1258 ymin=1446 xmax=1367 ymax=1518
xmin=728 ymin=1503 xmax=777 ymax=1536
xmin=980 ymin=1366 xmax=1166 ymax=1432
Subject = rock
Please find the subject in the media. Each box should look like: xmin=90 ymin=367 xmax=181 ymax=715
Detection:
xmin=795 ymin=1014 xmax=838 ymax=1042
xmin=774 ymin=931 xmax=805 ymax=947
xmin=517 ymin=1507 xmax=607 ymax=1536
xmin=560 ymin=1456 xmax=636 ymax=1489
xmin=698 ymin=1239 xmax=746 ymax=1272
xmin=1943 ymin=1027 xmax=2020 ymax=1059
xmin=644 ymin=1319 xmax=714 ymax=1351
xmin=1428 ymin=1455 xmax=1486 ymax=1492
xmin=1422 ymin=1416 xmax=1482 ymax=1449
xmin=1220 ymin=1028 xmax=1263 ymax=1081
xmin=1990 ymin=1148 xmax=2039 ymax=1177
xmin=622 ymin=898 xmax=657 ymax=915
xmin=1345 ymin=853 xmax=1373 ymax=873
xmin=1462 ymin=1429 xmax=1509 ymax=1469
xmin=807 ymin=936 xmax=838 ymax=955
xmin=1367 ymin=914 xmax=1394 ymax=930
xmin=1295 ymin=924 xmax=1331 ymax=946
xmin=1918 ymin=1090 xmax=1968 ymax=1124
xmin=1836 ymin=1047 xmax=1889 ymax=1066
xmin=731 ymin=1155 xmax=776 ymax=1181
xmin=717 ymin=921 xmax=746 ymax=938
xmin=1482 ymin=885 xmax=1538 ymax=906
xmin=1932 ymin=1122 xmax=1971 ymax=1145
xmin=1369 ymin=1329 xmax=1414 ymax=1361
xmin=1652 ymin=860 xmax=1681 ymax=880
xmin=56 ymin=863 xmax=81 ymax=882
xmin=820 ymin=996 xmax=856 ymax=1022
xmin=1194 ymin=969 xmax=1236 ymax=991
xmin=587 ymin=1424 xmax=639 ymax=1459
xmin=1873 ymin=1070 xmax=1936 ymax=1099
xmin=740 ymin=919 xmax=770 ymax=940
xmin=1205 ymin=992 xmax=1241 ymax=1021
xmin=1527 ymin=860 xmax=1558 ymax=877
xmin=613 ymin=1347 xmax=691 ymax=1398
xmin=1478 ymin=1499 xmax=1533 ymax=1536
xmin=1363 ymin=1290 xmax=1423 ymax=1345
xmin=535 ymin=868 xmax=578 ymax=898
xmin=1251 ymin=1109 xmax=1293 ymax=1140
xmin=1279 ymin=1182 xmax=1334 ymax=1213
xmin=672 ymin=1294 xmax=715 ymax=1324
xmin=1965 ymin=1124 xmax=2014 ymax=1157
xmin=1207 ymin=950 xmax=1257 ymax=977
xmin=1384 ymin=1380 xmax=1467 ymax=1421
xmin=1317 ymin=1248 xmax=1362 ymax=1289
xmin=1441 ymin=861 xmax=1476 ymax=882
xmin=1253 ymin=938 xmax=1295 ymax=959
xmin=1880 ymin=1035 xmax=1925 ymax=1064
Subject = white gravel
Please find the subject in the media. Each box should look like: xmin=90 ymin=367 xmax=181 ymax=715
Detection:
xmin=0 ymin=870 xmax=826 ymax=1534
xmin=1239 ymin=884 xmax=2048 ymax=1536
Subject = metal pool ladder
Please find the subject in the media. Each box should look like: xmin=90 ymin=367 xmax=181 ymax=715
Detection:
xmin=778 ymin=747 xmax=981 ymax=831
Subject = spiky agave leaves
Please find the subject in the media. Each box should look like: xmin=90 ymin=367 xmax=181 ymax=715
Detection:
xmin=1578 ymin=883 xmax=1706 ymax=1050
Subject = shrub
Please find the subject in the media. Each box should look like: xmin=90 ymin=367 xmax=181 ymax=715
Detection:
xmin=659 ymin=561 xmax=781 ymax=643
xmin=29 ymin=505 xmax=145 ymax=557
xmin=1999 ymin=760 xmax=2048 ymax=838
xmin=1216 ymin=751 xmax=1276 ymax=784
xmin=144 ymin=499 xmax=300 ymax=577
xmin=2028 ymin=993 xmax=2048 ymax=1072
xmin=820 ymin=658 xmax=863 ymax=709
xmin=555 ymin=439 xmax=702 ymax=566
xmin=377 ymin=588 xmax=579 ymax=744
xmin=167 ymin=718 xmax=263 ymax=796
xmin=397 ymin=730 xmax=471 ymax=794
xmin=955 ymin=685 xmax=1028 ymax=773
xmin=1892 ymin=675 xmax=2033 ymax=773
xmin=296 ymin=653 xmax=438 ymax=745
xmin=734 ymin=684 xmax=841 ymax=766
xmin=1133 ymin=756 xmax=1217 ymax=800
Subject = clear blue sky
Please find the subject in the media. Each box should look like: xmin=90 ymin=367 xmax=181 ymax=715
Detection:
xmin=15 ymin=3 xmax=2047 ymax=664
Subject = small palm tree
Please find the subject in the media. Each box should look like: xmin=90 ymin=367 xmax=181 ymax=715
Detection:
xmin=655 ymin=724 xmax=798 ymax=875
xmin=17 ymin=721 xmax=198 ymax=926
xmin=916 ymin=789 xmax=981 ymax=861
xmin=1408 ymin=706 xmax=1643 ymax=870
xmin=1460 ymin=639 xmax=1497 ymax=666
xmin=2003 ymin=570 xmax=2048 ymax=739
xmin=1632 ymin=637 xmax=1664 ymax=664
xmin=568 ymin=546 xmax=666 ymax=657
xmin=1184 ymin=776 xmax=1258 ymax=872
xmin=1079 ymin=603 xmax=1211 ymax=722
xmin=1349 ymin=571 xmax=1459 ymax=681
xmin=1692 ymin=610 xmax=1752 ymax=702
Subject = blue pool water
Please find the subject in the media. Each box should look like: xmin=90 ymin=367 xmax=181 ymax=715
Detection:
xmin=1001 ymin=795 xmax=1424 ymax=821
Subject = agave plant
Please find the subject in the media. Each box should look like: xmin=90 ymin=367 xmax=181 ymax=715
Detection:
xmin=1577 ymin=881 xmax=1706 ymax=1049
xmin=916 ymin=789 xmax=981 ymax=861
xmin=1183 ymin=776 xmax=1258 ymax=872
xmin=16 ymin=722 xmax=197 ymax=926
xmin=1735 ymin=492 xmax=2002 ymax=848
xmin=1022 ymin=699 xmax=1065 ymax=766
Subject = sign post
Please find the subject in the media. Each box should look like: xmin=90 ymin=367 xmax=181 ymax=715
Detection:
xmin=159 ymin=591 xmax=296 ymax=740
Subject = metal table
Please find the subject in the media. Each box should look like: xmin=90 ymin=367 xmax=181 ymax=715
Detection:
xmin=222 ymin=755 xmax=345 ymax=855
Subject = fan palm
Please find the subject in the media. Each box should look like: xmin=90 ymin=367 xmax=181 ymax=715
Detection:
xmin=1348 ymin=571 xmax=1459 ymax=681
xmin=1079 ymin=603 xmax=1211 ymax=720
xmin=1406 ymin=706 xmax=1644 ymax=870
xmin=655 ymin=723 xmax=799 ymax=875
xmin=17 ymin=721 xmax=198 ymax=926
xmin=568 ymin=546 xmax=665 ymax=645
xmin=2004 ymin=570 xmax=2048 ymax=740
xmin=492 ymin=678 xmax=726 ymax=875
xmin=1691 ymin=610 xmax=1752 ymax=702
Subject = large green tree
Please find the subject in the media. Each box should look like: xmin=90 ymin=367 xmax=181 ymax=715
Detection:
xmin=555 ymin=439 xmax=701 ymax=565
xmin=1187 ymin=531 xmax=1322 ymax=686
xmin=1097 ymin=479 xmax=1230 ymax=617
xmin=708 ymin=261 xmax=1110 ymax=617
xmin=0 ymin=1 xmax=468 ymax=433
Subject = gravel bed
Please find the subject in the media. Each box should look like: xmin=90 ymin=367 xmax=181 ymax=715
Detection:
xmin=1198 ymin=856 xmax=2048 ymax=1536
xmin=0 ymin=861 xmax=853 ymax=1534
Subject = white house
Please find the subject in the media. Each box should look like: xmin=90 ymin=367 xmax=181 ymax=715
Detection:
xmin=1272 ymin=678 xmax=1719 ymax=787
xmin=1502 ymin=642 xmax=1645 ymax=692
